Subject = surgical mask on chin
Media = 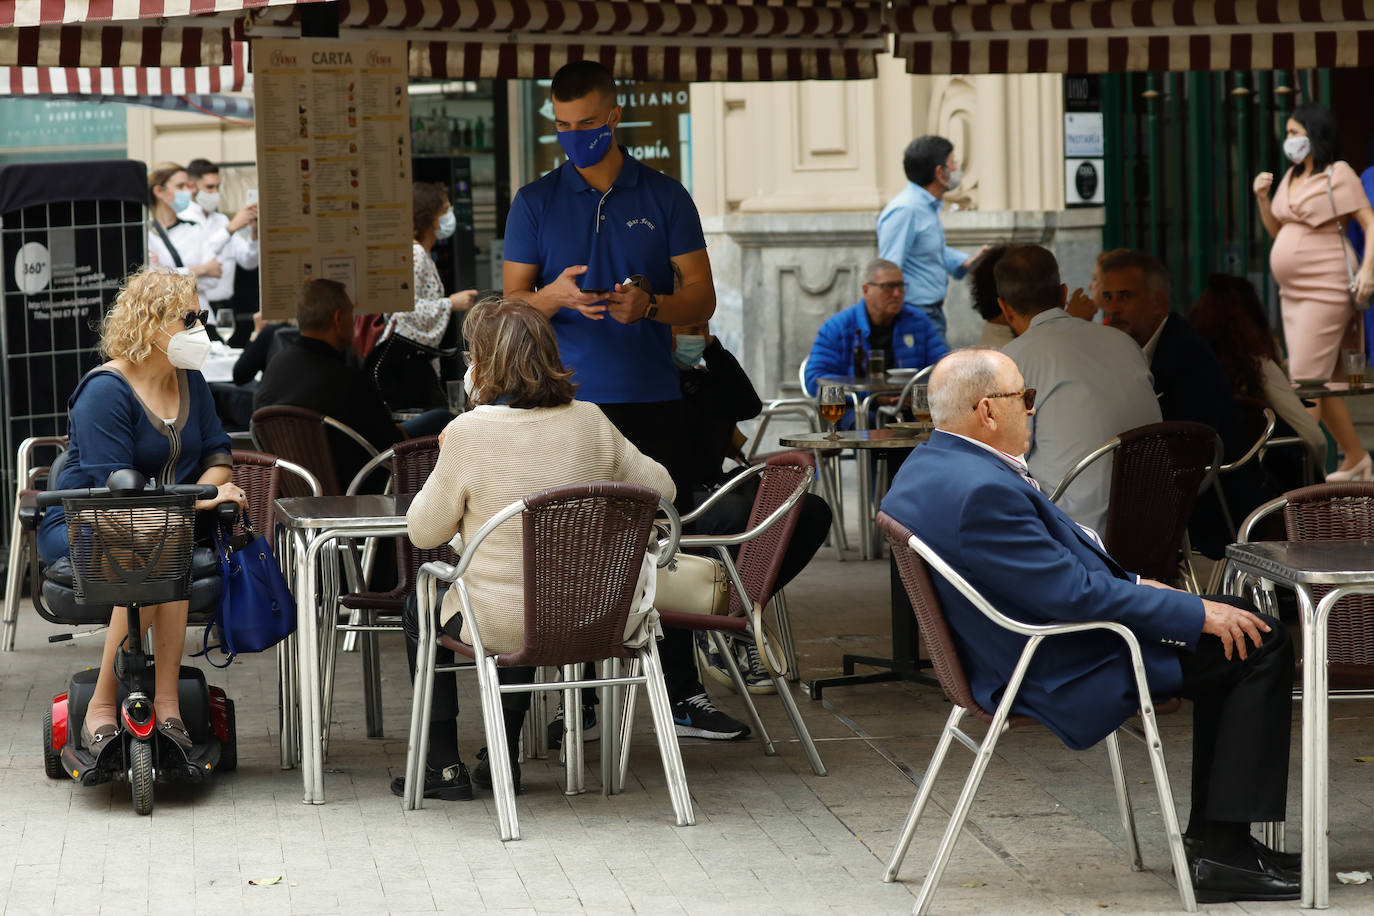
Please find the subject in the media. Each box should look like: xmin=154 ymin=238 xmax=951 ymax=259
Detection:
xmin=161 ymin=325 xmax=212 ymax=371
xmin=945 ymin=167 xmax=963 ymax=191
xmin=463 ymin=364 xmax=477 ymax=403
xmin=194 ymin=190 xmax=220 ymax=214
xmin=1283 ymin=135 xmax=1312 ymax=165
xmin=556 ymin=124 xmax=614 ymax=169
xmin=672 ymin=335 xmax=706 ymax=370
xmin=436 ymin=209 xmax=457 ymax=240
xmin=171 ymin=189 xmax=193 ymax=213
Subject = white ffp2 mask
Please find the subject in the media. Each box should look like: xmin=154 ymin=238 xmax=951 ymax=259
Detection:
xmin=162 ymin=325 xmax=212 ymax=371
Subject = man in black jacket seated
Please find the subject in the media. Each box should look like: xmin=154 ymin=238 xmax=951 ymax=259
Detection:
xmin=253 ymin=279 xmax=450 ymax=488
xmin=675 ymin=321 xmax=833 ymax=692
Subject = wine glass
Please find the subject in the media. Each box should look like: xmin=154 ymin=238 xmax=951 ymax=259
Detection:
xmin=213 ymin=307 xmax=236 ymax=345
xmin=818 ymin=385 xmax=845 ymax=441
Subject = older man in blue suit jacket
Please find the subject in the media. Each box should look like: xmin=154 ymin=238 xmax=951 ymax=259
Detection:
xmin=881 ymin=347 xmax=1298 ymax=904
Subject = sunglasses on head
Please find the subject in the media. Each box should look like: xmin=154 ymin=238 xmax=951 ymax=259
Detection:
xmin=973 ymin=388 xmax=1036 ymax=411
xmin=182 ymin=310 xmax=210 ymax=330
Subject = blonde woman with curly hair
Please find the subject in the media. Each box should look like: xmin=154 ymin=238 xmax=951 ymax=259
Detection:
xmin=38 ymin=267 xmax=244 ymax=753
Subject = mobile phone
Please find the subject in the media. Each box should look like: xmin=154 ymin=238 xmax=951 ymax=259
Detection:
xmin=245 ymin=189 xmax=259 ymax=206
xmin=581 ymin=288 xmax=610 ymax=296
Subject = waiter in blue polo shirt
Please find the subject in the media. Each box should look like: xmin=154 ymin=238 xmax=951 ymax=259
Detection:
xmin=502 ymin=61 xmax=749 ymax=743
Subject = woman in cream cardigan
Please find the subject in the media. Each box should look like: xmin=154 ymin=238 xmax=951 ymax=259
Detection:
xmin=395 ymin=296 xmax=674 ymax=801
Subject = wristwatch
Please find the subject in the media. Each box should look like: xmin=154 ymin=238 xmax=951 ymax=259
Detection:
xmin=628 ymin=274 xmax=657 ymax=322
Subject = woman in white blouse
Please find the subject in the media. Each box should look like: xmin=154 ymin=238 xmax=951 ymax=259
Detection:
xmin=390 ymin=182 xmax=478 ymax=349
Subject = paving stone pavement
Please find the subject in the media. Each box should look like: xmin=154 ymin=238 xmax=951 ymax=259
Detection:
xmin=5 ymin=530 xmax=1374 ymax=914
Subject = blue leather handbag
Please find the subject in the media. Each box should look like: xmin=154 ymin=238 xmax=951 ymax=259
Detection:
xmin=200 ymin=513 xmax=296 ymax=667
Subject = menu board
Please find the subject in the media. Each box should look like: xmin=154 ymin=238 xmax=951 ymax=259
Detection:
xmin=254 ymin=38 xmax=413 ymax=318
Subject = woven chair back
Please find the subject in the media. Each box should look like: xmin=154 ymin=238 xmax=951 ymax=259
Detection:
xmin=1284 ymin=482 xmax=1374 ymax=683
xmin=229 ymin=449 xmax=282 ymax=547
xmin=505 ymin=482 xmax=660 ymax=668
xmin=390 ymin=436 xmax=452 ymax=591
xmin=877 ymin=511 xmax=994 ymax=723
xmin=728 ymin=454 xmax=809 ymax=613
xmin=250 ymin=405 xmax=342 ymax=496
xmin=1102 ymin=421 xmax=1217 ymax=580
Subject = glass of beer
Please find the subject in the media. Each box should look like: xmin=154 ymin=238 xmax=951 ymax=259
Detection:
xmin=818 ymin=385 xmax=845 ymax=440
xmin=1345 ymin=350 xmax=1366 ymax=389
xmin=867 ymin=351 xmax=886 ymax=379
xmin=910 ymin=383 xmax=932 ymax=423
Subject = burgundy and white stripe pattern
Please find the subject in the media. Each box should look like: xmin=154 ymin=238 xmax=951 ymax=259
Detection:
xmin=2 ymin=0 xmax=884 ymax=81
xmin=248 ymin=0 xmax=886 ymax=80
xmin=892 ymin=0 xmax=1374 ymax=74
xmin=0 ymin=0 xmax=312 ymax=27
xmin=0 ymin=41 xmax=248 ymax=94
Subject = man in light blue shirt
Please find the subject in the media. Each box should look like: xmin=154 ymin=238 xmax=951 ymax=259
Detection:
xmin=877 ymin=135 xmax=988 ymax=342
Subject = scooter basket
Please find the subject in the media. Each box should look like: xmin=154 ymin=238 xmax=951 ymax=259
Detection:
xmin=61 ymin=495 xmax=198 ymax=606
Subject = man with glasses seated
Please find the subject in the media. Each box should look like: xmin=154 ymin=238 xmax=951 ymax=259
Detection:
xmin=803 ymin=258 xmax=948 ymax=428
xmin=881 ymin=348 xmax=1299 ymax=904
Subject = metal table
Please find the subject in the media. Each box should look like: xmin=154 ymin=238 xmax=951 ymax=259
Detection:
xmin=1293 ymin=382 xmax=1374 ymax=400
xmin=276 ymin=494 xmax=408 ymax=804
xmin=781 ymin=428 xmax=939 ymax=699
xmin=781 ymin=428 xmax=930 ymax=560
xmin=1223 ymin=539 xmax=1374 ymax=909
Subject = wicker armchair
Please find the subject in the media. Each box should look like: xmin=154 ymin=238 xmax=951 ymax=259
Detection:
xmin=404 ymin=482 xmax=691 ymax=842
xmin=875 ymin=511 xmax=1193 ymax=915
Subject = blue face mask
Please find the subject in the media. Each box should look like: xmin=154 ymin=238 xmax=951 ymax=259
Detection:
xmin=171 ymin=189 xmax=192 ymax=213
xmin=673 ymin=335 xmax=706 ymax=370
xmin=557 ymin=123 xmax=614 ymax=169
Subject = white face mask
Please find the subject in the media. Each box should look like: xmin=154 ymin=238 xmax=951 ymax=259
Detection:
xmin=436 ymin=209 xmax=457 ymax=241
xmin=945 ymin=166 xmax=963 ymax=191
xmin=463 ymin=363 xmax=477 ymax=403
xmin=195 ymin=190 xmax=220 ymax=213
xmin=161 ymin=325 xmax=212 ymax=371
xmin=1283 ymin=135 xmax=1311 ymax=165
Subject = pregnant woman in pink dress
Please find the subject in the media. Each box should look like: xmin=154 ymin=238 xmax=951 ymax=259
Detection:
xmin=1255 ymin=102 xmax=1374 ymax=480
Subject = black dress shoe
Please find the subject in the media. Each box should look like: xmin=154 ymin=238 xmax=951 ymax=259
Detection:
xmin=1192 ymin=856 xmax=1301 ymax=904
xmin=1183 ymin=835 xmax=1302 ymax=874
xmin=389 ymin=762 xmax=472 ymax=801
xmin=472 ymin=747 xmax=522 ymax=795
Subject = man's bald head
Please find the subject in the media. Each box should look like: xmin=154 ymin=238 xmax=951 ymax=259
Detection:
xmin=928 ymin=348 xmax=1034 ymax=455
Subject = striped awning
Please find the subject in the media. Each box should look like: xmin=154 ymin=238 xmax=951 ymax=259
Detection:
xmin=0 ymin=41 xmax=250 ymax=95
xmin=892 ymin=0 xmax=1374 ymax=75
xmin=1 ymin=0 xmax=885 ymax=81
xmin=244 ymin=0 xmax=888 ymax=81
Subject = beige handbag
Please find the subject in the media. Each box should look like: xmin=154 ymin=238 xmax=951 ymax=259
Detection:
xmin=654 ymin=552 xmax=733 ymax=616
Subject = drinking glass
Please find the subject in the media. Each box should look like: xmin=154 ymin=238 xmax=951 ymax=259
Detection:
xmin=1345 ymin=350 xmax=1366 ymax=389
xmin=867 ymin=351 xmax=887 ymax=379
xmin=910 ymin=383 xmax=931 ymax=423
xmin=213 ymin=307 xmax=236 ymax=345
xmin=818 ymin=385 xmax=845 ymax=441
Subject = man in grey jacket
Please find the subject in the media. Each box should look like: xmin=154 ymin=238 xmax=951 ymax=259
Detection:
xmin=998 ymin=245 xmax=1161 ymax=533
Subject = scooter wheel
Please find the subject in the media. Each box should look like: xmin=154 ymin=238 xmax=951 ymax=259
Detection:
xmin=42 ymin=708 xmax=64 ymax=779
xmin=130 ymin=740 xmax=154 ymax=815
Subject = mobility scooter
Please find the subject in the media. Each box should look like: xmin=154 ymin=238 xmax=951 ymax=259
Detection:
xmin=25 ymin=468 xmax=238 ymax=814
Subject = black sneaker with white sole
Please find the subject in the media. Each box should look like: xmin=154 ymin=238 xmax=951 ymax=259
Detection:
xmin=389 ymin=762 xmax=473 ymax=800
xmin=546 ymin=702 xmax=599 ymax=750
xmin=670 ymin=692 xmax=751 ymax=740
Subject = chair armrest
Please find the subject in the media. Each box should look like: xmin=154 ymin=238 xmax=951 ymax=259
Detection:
xmin=677 ymin=464 xmax=767 ymax=525
xmin=276 ymin=459 xmax=323 ymax=497
xmin=1219 ymin=408 xmax=1275 ymax=473
xmin=346 ymin=447 xmax=396 ymax=496
xmin=1236 ymin=495 xmax=1288 ymax=544
xmin=1048 ymin=436 xmax=1121 ymax=503
xmin=677 ymin=466 xmax=813 ymax=549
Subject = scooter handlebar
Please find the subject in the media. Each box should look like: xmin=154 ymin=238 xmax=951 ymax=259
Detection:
xmin=35 ymin=483 xmax=221 ymax=508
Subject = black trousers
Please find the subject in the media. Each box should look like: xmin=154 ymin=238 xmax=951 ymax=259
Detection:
xmin=401 ymin=589 xmax=534 ymax=766
xmin=1176 ymin=597 xmax=1294 ymax=827
xmin=597 ymin=400 xmax=701 ymax=700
